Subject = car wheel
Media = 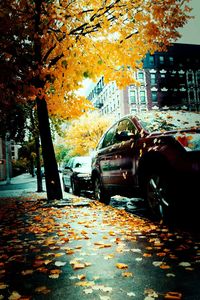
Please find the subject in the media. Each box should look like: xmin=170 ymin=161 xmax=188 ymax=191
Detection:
xmin=145 ymin=171 xmax=173 ymax=223
xmin=71 ymin=179 xmax=80 ymax=196
xmin=93 ymin=176 xmax=110 ymax=204
xmin=64 ymin=185 xmax=70 ymax=193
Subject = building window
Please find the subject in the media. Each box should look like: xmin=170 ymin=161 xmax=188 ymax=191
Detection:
xmin=138 ymin=72 xmax=144 ymax=81
xmin=189 ymin=90 xmax=195 ymax=101
xmin=131 ymin=107 xmax=137 ymax=113
xmin=160 ymin=73 xmax=166 ymax=79
xmin=196 ymin=71 xmax=200 ymax=85
xmin=150 ymin=73 xmax=156 ymax=85
xmin=169 ymin=56 xmax=174 ymax=65
xmin=149 ymin=55 xmax=154 ymax=65
xmin=140 ymin=107 xmax=147 ymax=112
xmin=151 ymin=91 xmax=157 ymax=102
xmin=159 ymin=56 xmax=164 ymax=65
xmin=187 ymin=72 xmax=194 ymax=86
xmin=140 ymin=91 xmax=146 ymax=103
xmin=130 ymin=90 xmax=136 ymax=103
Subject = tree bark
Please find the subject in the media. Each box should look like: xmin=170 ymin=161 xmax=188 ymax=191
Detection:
xmin=35 ymin=136 xmax=43 ymax=192
xmin=36 ymin=97 xmax=63 ymax=200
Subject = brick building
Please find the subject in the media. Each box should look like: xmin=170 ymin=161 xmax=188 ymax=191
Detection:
xmin=87 ymin=43 xmax=200 ymax=120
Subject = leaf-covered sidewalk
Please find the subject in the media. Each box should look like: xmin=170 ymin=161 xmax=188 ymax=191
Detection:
xmin=0 ymin=196 xmax=200 ymax=300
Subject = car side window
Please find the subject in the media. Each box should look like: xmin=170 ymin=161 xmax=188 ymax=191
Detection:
xmin=101 ymin=124 xmax=118 ymax=149
xmin=117 ymin=119 xmax=136 ymax=135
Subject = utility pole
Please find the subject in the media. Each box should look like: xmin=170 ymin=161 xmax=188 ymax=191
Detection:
xmin=5 ymin=132 xmax=11 ymax=184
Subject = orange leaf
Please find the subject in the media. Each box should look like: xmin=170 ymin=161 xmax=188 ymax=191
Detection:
xmin=164 ymin=292 xmax=182 ymax=299
xmin=122 ymin=272 xmax=133 ymax=277
xmin=116 ymin=263 xmax=128 ymax=269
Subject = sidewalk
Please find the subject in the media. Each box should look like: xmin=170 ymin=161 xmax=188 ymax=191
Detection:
xmin=0 ymin=173 xmax=36 ymax=185
xmin=0 ymin=173 xmax=74 ymax=199
xmin=1 ymin=192 xmax=200 ymax=299
xmin=0 ymin=173 xmax=46 ymax=198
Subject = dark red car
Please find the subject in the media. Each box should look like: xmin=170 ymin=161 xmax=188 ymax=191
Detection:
xmin=91 ymin=110 xmax=200 ymax=221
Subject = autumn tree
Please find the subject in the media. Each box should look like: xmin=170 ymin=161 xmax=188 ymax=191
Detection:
xmin=64 ymin=112 xmax=113 ymax=156
xmin=1 ymin=0 xmax=192 ymax=200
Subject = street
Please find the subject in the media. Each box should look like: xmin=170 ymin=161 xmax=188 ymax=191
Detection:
xmin=0 ymin=174 xmax=200 ymax=299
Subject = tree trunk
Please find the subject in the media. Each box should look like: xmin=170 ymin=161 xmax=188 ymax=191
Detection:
xmin=36 ymin=97 xmax=63 ymax=200
xmin=35 ymin=136 xmax=43 ymax=192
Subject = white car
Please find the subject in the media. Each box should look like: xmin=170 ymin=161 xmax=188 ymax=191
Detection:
xmin=62 ymin=156 xmax=92 ymax=195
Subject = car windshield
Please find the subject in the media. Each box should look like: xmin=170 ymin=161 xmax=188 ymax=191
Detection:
xmin=137 ymin=110 xmax=200 ymax=133
xmin=73 ymin=157 xmax=91 ymax=168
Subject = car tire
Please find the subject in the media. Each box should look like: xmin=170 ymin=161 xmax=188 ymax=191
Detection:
xmin=64 ymin=186 xmax=70 ymax=193
xmin=144 ymin=169 xmax=174 ymax=223
xmin=71 ymin=179 xmax=80 ymax=196
xmin=93 ymin=176 xmax=110 ymax=204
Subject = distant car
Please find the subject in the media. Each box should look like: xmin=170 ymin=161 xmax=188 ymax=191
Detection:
xmin=91 ymin=110 xmax=200 ymax=222
xmin=62 ymin=156 xmax=92 ymax=195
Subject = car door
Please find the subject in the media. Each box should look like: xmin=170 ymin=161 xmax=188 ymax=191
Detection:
xmin=97 ymin=118 xmax=140 ymax=194
xmin=111 ymin=118 xmax=140 ymax=191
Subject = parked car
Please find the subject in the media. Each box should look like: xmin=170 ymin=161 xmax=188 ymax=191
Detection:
xmin=62 ymin=156 xmax=92 ymax=195
xmin=91 ymin=110 xmax=200 ymax=221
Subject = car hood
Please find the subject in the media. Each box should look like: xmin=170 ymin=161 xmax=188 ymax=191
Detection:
xmin=73 ymin=167 xmax=91 ymax=174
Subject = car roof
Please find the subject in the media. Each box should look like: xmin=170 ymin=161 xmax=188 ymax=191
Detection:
xmin=126 ymin=110 xmax=200 ymax=133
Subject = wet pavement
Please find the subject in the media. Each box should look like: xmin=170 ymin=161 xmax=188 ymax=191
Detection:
xmin=0 ymin=174 xmax=200 ymax=299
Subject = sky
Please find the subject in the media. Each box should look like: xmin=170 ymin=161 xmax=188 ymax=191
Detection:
xmin=78 ymin=0 xmax=200 ymax=96
xmin=177 ymin=0 xmax=200 ymax=44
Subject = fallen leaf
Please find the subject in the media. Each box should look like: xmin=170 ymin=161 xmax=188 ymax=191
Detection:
xmin=178 ymin=262 xmax=191 ymax=267
xmin=66 ymin=249 xmax=75 ymax=255
xmin=72 ymin=263 xmax=86 ymax=270
xmin=75 ymin=281 xmax=95 ymax=287
xmin=54 ymin=253 xmax=65 ymax=257
xmin=152 ymin=261 xmax=163 ymax=267
xmin=83 ymin=288 xmax=93 ymax=294
xmin=160 ymin=264 xmax=170 ymax=269
xmin=104 ymin=254 xmax=115 ymax=260
xmin=0 ymin=283 xmax=8 ymax=289
xmin=49 ymin=274 xmax=60 ymax=279
xmin=122 ymin=272 xmax=133 ymax=277
xmin=35 ymin=286 xmax=51 ymax=294
xmin=127 ymin=292 xmax=136 ymax=297
xmin=55 ymin=261 xmax=66 ymax=267
xmin=8 ymin=291 xmax=21 ymax=300
xmin=116 ymin=263 xmax=128 ymax=269
xmin=21 ymin=270 xmax=34 ymax=276
xmin=166 ymin=273 xmax=176 ymax=277
xmin=77 ymin=274 xmax=86 ymax=280
xmin=50 ymin=269 xmax=62 ymax=274
xmin=101 ymin=287 xmax=113 ymax=292
xmin=143 ymin=253 xmax=152 ymax=257
xmin=164 ymin=292 xmax=182 ymax=299
xmin=99 ymin=296 xmax=111 ymax=300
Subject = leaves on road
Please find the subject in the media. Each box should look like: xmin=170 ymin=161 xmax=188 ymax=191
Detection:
xmin=0 ymin=197 xmax=199 ymax=299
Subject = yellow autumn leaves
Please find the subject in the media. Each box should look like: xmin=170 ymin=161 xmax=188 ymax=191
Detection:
xmin=62 ymin=111 xmax=113 ymax=156
xmin=33 ymin=0 xmax=192 ymax=119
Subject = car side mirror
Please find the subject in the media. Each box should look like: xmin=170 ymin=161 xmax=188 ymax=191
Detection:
xmin=115 ymin=131 xmax=135 ymax=141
